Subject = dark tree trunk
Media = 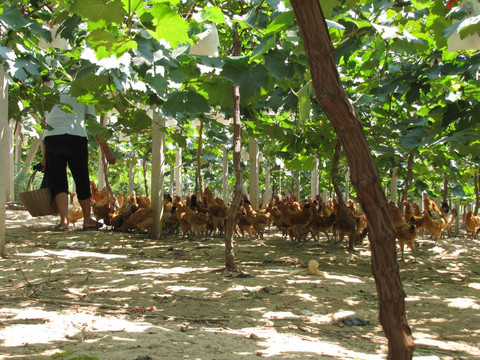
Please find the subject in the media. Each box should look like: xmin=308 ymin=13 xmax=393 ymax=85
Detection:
xmin=474 ymin=168 xmax=479 ymax=216
xmin=290 ymin=1 xmax=414 ymax=358
xmin=224 ymin=25 xmax=243 ymax=272
xmin=442 ymin=176 xmax=448 ymax=204
xmin=143 ymin=155 xmax=149 ymax=198
xmin=400 ymin=151 xmax=415 ymax=211
xmin=196 ymin=119 xmax=204 ymax=198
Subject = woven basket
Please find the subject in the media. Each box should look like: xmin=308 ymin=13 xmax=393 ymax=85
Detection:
xmin=18 ymin=171 xmax=58 ymax=217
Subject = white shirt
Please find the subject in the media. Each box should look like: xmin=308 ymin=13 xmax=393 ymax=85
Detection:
xmin=44 ymin=93 xmax=95 ymax=138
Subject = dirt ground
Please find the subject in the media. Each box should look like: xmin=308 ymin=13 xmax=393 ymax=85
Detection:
xmin=1 ymin=207 xmax=479 ymax=360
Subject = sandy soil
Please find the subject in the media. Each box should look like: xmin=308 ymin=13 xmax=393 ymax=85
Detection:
xmin=1 ymin=208 xmax=479 ymax=360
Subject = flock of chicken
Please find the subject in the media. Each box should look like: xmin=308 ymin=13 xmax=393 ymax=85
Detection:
xmin=67 ymin=182 xmax=480 ymax=261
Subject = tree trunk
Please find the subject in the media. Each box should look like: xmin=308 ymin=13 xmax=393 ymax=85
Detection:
xmin=442 ymin=176 xmax=448 ymax=204
xmin=249 ymin=136 xmax=259 ymax=208
xmin=0 ymin=65 xmax=8 ymax=258
xmin=196 ymin=119 xmax=204 ymax=198
xmin=291 ymin=1 xmax=414 ymax=358
xmin=474 ymin=168 xmax=479 ymax=216
xmin=222 ymin=145 xmax=229 ymax=200
xmin=224 ymin=26 xmax=242 ymax=271
xmin=400 ymin=151 xmax=414 ymax=211
xmin=143 ymin=155 xmax=149 ymax=198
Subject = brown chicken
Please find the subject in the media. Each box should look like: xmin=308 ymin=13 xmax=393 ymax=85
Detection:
xmin=310 ymin=201 xmax=336 ymax=242
xmin=67 ymin=192 xmax=83 ymax=226
xmin=242 ymin=198 xmax=271 ymax=239
xmin=389 ymin=202 xmax=417 ymax=261
xmin=183 ymin=195 xmax=209 ymax=239
xmin=423 ymin=197 xmax=441 ymax=215
xmin=465 ymin=210 xmax=480 ymax=238
xmin=121 ymin=206 xmax=154 ymax=232
xmin=278 ymin=199 xmax=313 ymax=242
xmin=402 ymin=200 xmax=414 ymax=224
xmin=110 ymin=191 xmax=138 ymax=229
xmin=267 ymin=196 xmax=289 ymax=240
xmin=204 ymin=187 xmax=229 ymax=235
xmin=90 ymin=181 xmax=113 ymax=225
xmin=411 ymin=208 xmax=446 ymax=245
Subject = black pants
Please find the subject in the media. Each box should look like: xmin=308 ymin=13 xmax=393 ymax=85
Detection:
xmin=44 ymin=134 xmax=91 ymax=201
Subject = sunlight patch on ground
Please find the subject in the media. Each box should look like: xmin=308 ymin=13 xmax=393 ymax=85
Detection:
xmin=415 ymin=337 xmax=480 ymax=356
xmin=203 ymin=326 xmax=383 ymax=359
xmin=468 ymin=282 xmax=480 ymax=290
xmin=121 ymin=266 xmax=216 ymax=276
xmin=444 ymin=297 xmax=480 ymax=309
xmin=166 ymin=285 xmax=208 ymax=292
xmin=17 ymin=249 xmax=126 ymax=260
xmin=256 ymin=331 xmax=382 ymax=359
xmin=322 ymin=271 xmax=365 ymax=283
xmin=263 ymin=311 xmax=301 ymax=320
xmin=0 ymin=307 xmax=155 ymax=347
xmin=297 ymin=292 xmax=318 ymax=302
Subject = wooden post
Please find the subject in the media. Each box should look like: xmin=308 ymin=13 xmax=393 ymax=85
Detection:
xmin=344 ymin=168 xmax=350 ymax=202
xmin=175 ymin=148 xmax=182 ymax=196
xmin=97 ymin=114 xmax=108 ymax=190
xmin=149 ymin=110 xmax=165 ymax=240
xmin=265 ymin=166 xmax=272 ymax=203
xmin=311 ymin=157 xmax=319 ymax=198
xmin=0 ymin=64 xmax=8 ymax=257
xmin=391 ymin=167 xmax=398 ymax=205
xmin=128 ymin=162 xmax=135 ymax=194
xmin=249 ymin=136 xmax=259 ymax=208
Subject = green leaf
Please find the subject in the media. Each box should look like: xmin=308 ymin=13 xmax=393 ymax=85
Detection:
xmin=200 ymin=6 xmax=225 ymax=23
xmin=221 ymin=57 xmax=269 ymax=100
xmin=265 ymin=11 xmax=295 ymax=35
xmin=264 ymin=51 xmax=294 ymax=80
xmin=163 ymin=91 xmax=210 ymax=117
xmin=251 ymin=34 xmax=277 ymax=58
xmin=398 ymin=127 xmax=432 ymax=149
xmin=148 ymin=3 xmax=190 ymax=48
xmin=0 ymin=4 xmax=29 ymax=30
xmin=70 ymin=0 xmax=126 ymax=24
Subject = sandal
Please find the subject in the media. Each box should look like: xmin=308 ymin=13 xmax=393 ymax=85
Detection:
xmin=53 ymin=224 xmax=69 ymax=232
xmin=82 ymin=221 xmax=103 ymax=231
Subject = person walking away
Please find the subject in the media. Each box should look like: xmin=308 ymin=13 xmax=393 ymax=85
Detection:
xmin=42 ymin=91 xmax=115 ymax=231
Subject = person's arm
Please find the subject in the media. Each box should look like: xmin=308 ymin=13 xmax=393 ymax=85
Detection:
xmin=94 ymin=134 xmax=116 ymax=165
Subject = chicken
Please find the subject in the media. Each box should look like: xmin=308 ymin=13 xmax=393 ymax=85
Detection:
xmin=440 ymin=202 xmax=456 ymax=237
xmin=310 ymin=200 xmax=336 ymax=242
xmin=410 ymin=203 xmax=425 ymax=232
xmin=465 ymin=210 xmax=480 ymax=238
xmin=331 ymin=198 xmax=364 ymax=249
xmin=242 ymin=197 xmax=271 ymax=239
xmin=278 ymin=199 xmax=313 ymax=242
xmin=411 ymin=208 xmax=446 ymax=245
xmin=204 ymin=187 xmax=229 ymax=235
xmin=423 ymin=197 xmax=441 ymax=215
xmin=121 ymin=206 xmax=154 ymax=232
xmin=110 ymin=190 xmax=138 ymax=229
xmin=235 ymin=207 xmax=255 ymax=238
xmin=402 ymin=200 xmax=414 ymax=224
xmin=267 ymin=195 xmax=289 ymax=240
xmin=389 ymin=202 xmax=417 ymax=261
xmin=90 ymin=181 xmax=113 ymax=225
xmin=183 ymin=195 xmax=209 ymax=239
xmin=67 ymin=192 xmax=83 ymax=226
